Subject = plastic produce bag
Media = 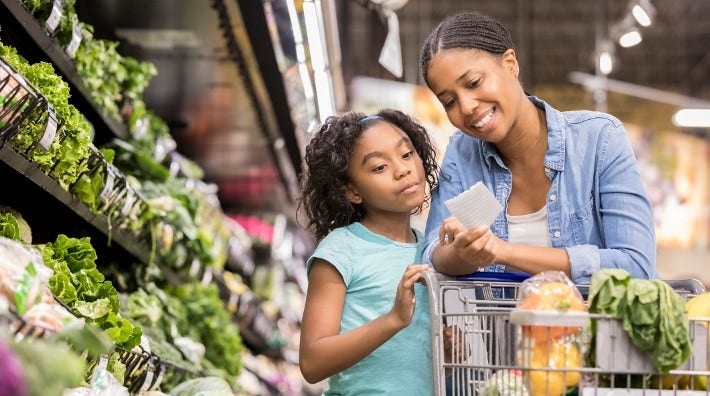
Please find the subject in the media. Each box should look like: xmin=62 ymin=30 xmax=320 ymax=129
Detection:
xmin=169 ymin=376 xmax=233 ymax=396
xmin=514 ymin=271 xmax=587 ymax=396
xmin=0 ymin=236 xmax=52 ymax=314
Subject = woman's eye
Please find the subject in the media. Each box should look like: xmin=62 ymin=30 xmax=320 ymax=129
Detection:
xmin=467 ymin=79 xmax=480 ymax=89
xmin=442 ymin=98 xmax=455 ymax=109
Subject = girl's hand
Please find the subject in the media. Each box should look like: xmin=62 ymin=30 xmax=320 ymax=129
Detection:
xmin=443 ymin=325 xmax=469 ymax=363
xmin=389 ymin=264 xmax=431 ymax=328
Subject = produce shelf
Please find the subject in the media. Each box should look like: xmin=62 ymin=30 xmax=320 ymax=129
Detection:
xmin=0 ymin=0 xmax=129 ymax=144
xmin=0 ymin=143 xmax=151 ymax=265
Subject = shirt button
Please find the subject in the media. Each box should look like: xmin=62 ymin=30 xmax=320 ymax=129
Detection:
xmin=549 ymin=194 xmax=556 ymax=201
xmin=554 ymin=231 xmax=561 ymax=238
xmin=544 ymin=167 xmax=551 ymax=173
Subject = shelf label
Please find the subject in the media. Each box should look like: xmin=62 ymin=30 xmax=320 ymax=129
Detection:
xmin=131 ymin=116 xmax=149 ymax=140
xmin=99 ymin=166 xmax=116 ymax=202
xmin=201 ymin=267 xmax=213 ymax=285
xmin=37 ymin=105 xmax=58 ymax=151
xmin=65 ymin=23 xmax=83 ymax=59
xmin=44 ymin=0 xmax=63 ymax=33
xmin=139 ymin=363 xmax=155 ymax=392
xmin=188 ymin=258 xmax=201 ymax=277
xmin=120 ymin=189 xmax=137 ymax=217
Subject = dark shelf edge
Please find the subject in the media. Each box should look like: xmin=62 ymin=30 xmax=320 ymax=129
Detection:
xmin=0 ymin=143 xmax=151 ymax=264
xmin=0 ymin=0 xmax=129 ymax=142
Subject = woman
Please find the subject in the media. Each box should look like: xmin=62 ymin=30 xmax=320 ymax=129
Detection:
xmin=419 ymin=10 xmax=658 ymax=284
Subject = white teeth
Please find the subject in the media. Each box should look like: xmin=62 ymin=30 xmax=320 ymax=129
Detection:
xmin=474 ymin=110 xmax=494 ymax=128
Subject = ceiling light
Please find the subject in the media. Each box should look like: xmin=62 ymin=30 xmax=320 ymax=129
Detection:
xmin=619 ymin=29 xmax=642 ymax=47
xmin=598 ymin=51 xmax=614 ymax=75
xmin=594 ymin=40 xmax=615 ymax=75
xmin=631 ymin=0 xmax=656 ymax=27
xmin=672 ymin=109 xmax=710 ymax=128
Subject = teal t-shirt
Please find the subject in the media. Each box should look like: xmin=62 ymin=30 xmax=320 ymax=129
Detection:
xmin=306 ymin=222 xmax=433 ymax=395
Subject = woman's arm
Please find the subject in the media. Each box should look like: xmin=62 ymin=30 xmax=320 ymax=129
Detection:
xmin=592 ymin=123 xmax=657 ymax=279
xmin=435 ymin=218 xmax=571 ymax=276
xmin=298 ymin=259 xmax=430 ymax=384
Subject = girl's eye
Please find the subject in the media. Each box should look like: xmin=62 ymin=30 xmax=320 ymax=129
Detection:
xmin=372 ymin=164 xmax=386 ymax=173
xmin=402 ymin=150 xmax=414 ymax=159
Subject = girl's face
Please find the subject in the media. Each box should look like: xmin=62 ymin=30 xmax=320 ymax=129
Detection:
xmin=345 ymin=121 xmax=426 ymax=217
xmin=427 ymin=48 xmax=522 ymax=143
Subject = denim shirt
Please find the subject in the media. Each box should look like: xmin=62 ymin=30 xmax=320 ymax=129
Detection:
xmin=423 ymin=96 xmax=659 ymax=284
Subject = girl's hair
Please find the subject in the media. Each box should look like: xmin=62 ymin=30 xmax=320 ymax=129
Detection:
xmin=420 ymin=11 xmax=515 ymax=85
xmin=299 ymin=108 xmax=439 ymax=241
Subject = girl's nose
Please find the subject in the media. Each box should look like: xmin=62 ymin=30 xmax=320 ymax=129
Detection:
xmin=395 ymin=166 xmax=412 ymax=179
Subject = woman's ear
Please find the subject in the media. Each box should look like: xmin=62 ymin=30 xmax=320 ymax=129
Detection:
xmin=345 ymin=183 xmax=363 ymax=204
xmin=502 ymin=49 xmax=519 ymax=78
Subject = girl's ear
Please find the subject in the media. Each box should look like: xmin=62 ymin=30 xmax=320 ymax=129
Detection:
xmin=345 ymin=183 xmax=363 ymax=204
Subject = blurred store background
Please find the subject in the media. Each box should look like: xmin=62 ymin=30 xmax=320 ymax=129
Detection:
xmin=0 ymin=0 xmax=707 ymax=394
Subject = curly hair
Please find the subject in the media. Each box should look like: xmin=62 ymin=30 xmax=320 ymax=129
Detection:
xmin=298 ymin=108 xmax=439 ymax=242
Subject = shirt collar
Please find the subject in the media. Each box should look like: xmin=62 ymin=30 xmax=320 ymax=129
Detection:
xmin=481 ymin=95 xmax=566 ymax=172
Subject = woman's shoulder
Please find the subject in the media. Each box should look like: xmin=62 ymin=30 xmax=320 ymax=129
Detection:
xmin=560 ymin=108 xmax=624 ymax=130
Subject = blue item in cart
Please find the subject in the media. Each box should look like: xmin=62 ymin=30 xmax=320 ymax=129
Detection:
xmin=455 ymin=271 xmax=531 ymax=282
xmin=456 ymin=271 xmax=531 ymax=300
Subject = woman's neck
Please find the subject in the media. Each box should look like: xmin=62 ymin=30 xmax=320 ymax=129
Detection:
xmin=499 ymin=101 xmax=548 ymax=167
xmin=359 ymin=215 xmax=416 ymax=243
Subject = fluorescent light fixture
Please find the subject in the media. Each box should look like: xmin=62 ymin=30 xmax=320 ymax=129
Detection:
xmin=599 ymin=51 xmax=613 ymax=75
xmin=672 ymin=109 xmax=710 ymax=128
xmin=303 ymin=1 xmax=325 ymax=71
xmin=619 ymin=29 xmax=642 ymax=47
xmin=632 ymin=5 xmax=652 ymax=26
xmin=631 ymin=0 xmax=655 ymax=27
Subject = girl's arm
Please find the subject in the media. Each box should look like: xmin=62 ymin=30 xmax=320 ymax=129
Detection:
xmin=299 ymin=259 xmax=430 ymax=384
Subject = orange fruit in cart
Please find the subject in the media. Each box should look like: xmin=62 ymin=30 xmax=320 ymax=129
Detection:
xmin=527 ymin=341 xmax=581 ymax=396
xmin=520 ymin=281 xmax=586 ymax=343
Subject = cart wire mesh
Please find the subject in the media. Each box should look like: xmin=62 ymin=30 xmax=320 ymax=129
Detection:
xmin=420 ymin=271 xmax=709 ymax=396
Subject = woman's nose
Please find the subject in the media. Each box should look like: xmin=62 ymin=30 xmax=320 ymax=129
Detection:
xmin=460 ymin=94 xmax=479 ymax=116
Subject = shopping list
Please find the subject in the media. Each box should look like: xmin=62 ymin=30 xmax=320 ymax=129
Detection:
xmin=444 ymin=181 xmax=503 ymax=228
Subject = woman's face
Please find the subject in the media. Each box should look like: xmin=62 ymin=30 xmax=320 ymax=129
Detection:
xmin=426 ymin=48 xmax=522 ymax=142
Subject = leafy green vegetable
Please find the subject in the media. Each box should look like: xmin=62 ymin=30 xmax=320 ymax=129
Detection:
xmin=588 ymin=269 xmax=692 ymax=373
xmin=40 ymin=234 xmax=142 ymax=349
xmin=0 ymin=212 xmax=20 ymax=241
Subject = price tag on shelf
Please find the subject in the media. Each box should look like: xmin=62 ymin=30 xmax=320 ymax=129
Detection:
xmin=65 ymin=23 xmax=83 ymax=59
xmin=37 ymin=104 xmax=58 ymax=151
xmin=99 ymin=165 xmax=116 ymax=202
xmin=201 ymin=267 xmax=213 ymax=285
xmin=44 ymin=0 xmax=63 ymax=33
xmin=188 ymin=258 xmax=201 ymax=277
xmin=120 ymin=188 xmax=137 ymax=217
xmin=131 ymin=116 xmax=148 ymax=140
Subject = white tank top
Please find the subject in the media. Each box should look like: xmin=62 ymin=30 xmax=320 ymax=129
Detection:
xmin=507 ymin=205 xmax=552 ymax=247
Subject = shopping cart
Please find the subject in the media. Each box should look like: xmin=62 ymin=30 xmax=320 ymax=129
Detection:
xmin=420 ymin=271 xmax=709 ymax=396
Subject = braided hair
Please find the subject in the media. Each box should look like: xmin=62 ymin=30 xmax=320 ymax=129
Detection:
xmin=420 ymin=11 xmax=515 ymax=85
xmin=298 ymin=109 xmax=439 ymax=242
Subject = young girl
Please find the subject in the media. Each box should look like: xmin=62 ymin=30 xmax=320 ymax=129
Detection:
xmin=298 ymin=108 xmax=440 ymax=394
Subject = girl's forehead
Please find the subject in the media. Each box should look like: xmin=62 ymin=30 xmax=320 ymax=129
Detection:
xmin=353 ymin=123 xmax=408 ymax=150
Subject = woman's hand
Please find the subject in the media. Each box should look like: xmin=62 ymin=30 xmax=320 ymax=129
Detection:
xmin=389 ymin=264 xmax=431 ymax=328
xmin=439 ymin=217 xmax=507 ymax=270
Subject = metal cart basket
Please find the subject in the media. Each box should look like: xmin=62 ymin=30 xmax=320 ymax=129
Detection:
xmin=420 ymin=271 xmax=709 ymax=396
